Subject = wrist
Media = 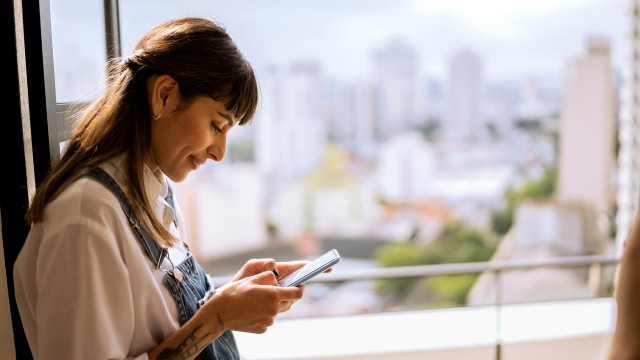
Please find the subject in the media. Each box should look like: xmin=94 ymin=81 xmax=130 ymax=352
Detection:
xmin=199 ymin=290 xmax=228 ymax=334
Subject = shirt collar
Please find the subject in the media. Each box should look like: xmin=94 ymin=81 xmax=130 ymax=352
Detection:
xmin=143 ymin=164 xmax=168 ymax=204
xmin=102 ymin=156 xmax=168 ymax=204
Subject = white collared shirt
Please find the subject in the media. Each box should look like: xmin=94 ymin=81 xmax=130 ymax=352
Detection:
xmin=14 ymin=161 xmax=191 ymax=360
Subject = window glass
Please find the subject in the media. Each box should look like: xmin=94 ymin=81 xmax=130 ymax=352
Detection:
xmin=55 ymin=0 xmax=627 ymax=317
xmin=50 ymin=0 xmax=106 ymax=103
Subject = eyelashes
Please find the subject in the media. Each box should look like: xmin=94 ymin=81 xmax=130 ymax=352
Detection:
xmin=211 ymin=123 xmax=223 ymax=134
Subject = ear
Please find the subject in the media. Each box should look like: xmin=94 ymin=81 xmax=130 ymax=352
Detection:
xmin=148 ymin=74 xmax=179 ymax=119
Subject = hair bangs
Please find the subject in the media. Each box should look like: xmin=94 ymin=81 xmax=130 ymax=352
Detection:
xmin=214 ymin=65 xmax=259 ymax=126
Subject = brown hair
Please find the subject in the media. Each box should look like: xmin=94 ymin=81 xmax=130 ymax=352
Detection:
xmin=27 ymin=17 xmax=259 ymax=247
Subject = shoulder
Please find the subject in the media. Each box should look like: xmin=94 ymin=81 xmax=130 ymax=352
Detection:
xmin=42 ymin=176 xmax=127 ymax=233
xmin=20 ymin=175 xmax=137 ymax=274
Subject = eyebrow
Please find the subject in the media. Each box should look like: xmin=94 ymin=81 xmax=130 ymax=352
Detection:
xmin=218 ymin=111 xmax=236 ymax=127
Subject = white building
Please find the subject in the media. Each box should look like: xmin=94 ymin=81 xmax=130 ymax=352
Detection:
xmin=446 ymin=48 xmax=484 ymax=140
xmin=374 ymin=131 xmax=438 ymax=203
xmin=468 ymin=199 xmax=606 ymax=306
xmin=557 ymin=36 xmax=617 ymax=241
xmin=513 ymin=201 xmax=604 ymax=255
xmin=349 ymin=78 xmax=378 ymax=160
xmin=372 ymin=38 xmax=425 ymax=138
xmin=175 ymin=163 xmax=268 ymax=260
xmin=269 ymin=146 xmax=382 ymax=239
xmin=323 ymin=78 xmax=378 ymax=161
xmin=254 ymin=62 xmax=328 ymax=182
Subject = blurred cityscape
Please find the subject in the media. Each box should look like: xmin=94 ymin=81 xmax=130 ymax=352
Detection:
xmin=49 ymin=0 xmax=625 ymax=320
xmin=174 ymin=33 xmax=618 ymax=317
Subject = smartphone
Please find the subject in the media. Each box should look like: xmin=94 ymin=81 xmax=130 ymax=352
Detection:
xmin=278 ymin=249 xmax=341 ymax=287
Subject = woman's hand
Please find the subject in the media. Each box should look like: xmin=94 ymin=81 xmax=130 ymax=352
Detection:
xmin=202 ymin=270 xmax=304 ymax=334
xmin=224 ymin=256 xmax=336 ymax=318
xmin=149 ymin=257 xmax=331 ymax=359
xmin=228 ymin=258 xmax=313 ymax=316
xmin=149 ymin=269 xmax=301 ymax=359
xmin=232 ymin=257 xmax=334 ymax=282
xmin=230 ymin=258 xmax=308 ymax=281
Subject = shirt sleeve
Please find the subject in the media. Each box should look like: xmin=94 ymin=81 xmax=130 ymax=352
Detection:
xmin=34 ymin=212 xmax=141 ymax=359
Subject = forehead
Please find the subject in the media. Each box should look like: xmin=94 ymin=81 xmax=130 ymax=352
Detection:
xmin=196 ymin=96 xmax=238 ymax=126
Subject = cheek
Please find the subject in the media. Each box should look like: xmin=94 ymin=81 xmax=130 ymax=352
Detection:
xmin=173 ymin=126 xmax=201 ymax=150
xmin=195 ymin=132 xmax=212 ymax=147
xmin=190 ymin=128 xmax=216 ymax=149
xmin=169 ymin=120 xmax=215 ymax=156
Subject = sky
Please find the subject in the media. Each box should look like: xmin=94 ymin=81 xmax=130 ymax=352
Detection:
xmin=51 ymin=0 xmax=628 ymax=100
xmin=125 ymin=0 xmax=627 ymax=80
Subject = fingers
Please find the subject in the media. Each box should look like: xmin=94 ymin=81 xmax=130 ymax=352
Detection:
xmin=233 ymin=258 xmax=278 ymax=281
xmin=262 ymin=259 xmax=278 ymax=273
xmin=275 ymin=261 xmax=310 ymax=278
xmin=282 ymin=284 xmax=304 ymax=299
xmin=237 ymin=259 xmax=321 ymax=281
xmin=249 ymin=274 xmax=304 ymax=301
xmin=250 ymin=269 xmax=280 ymax=285
xmin=246 ymin=258 xmax=277 ymax=274
xmin=278 ymin=301 xmax=294 ymax=313
xmin=206 ymin=273 xmax=306 ymax=335
xmin=279 ymin=285 xmax=304 ymax=313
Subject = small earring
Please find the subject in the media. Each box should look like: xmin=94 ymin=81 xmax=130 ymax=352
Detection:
xmin=153 ymin=113 xmax=161 ymax=120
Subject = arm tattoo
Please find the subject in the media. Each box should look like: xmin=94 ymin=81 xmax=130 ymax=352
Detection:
xmin=157 ymin=324 xmax=211 ymax=360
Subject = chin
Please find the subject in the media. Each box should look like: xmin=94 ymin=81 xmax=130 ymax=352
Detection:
xmin=175 ymin=173 xmax=190 ymax=183
xmin=166 ymin=170 xmax=189 ymax=183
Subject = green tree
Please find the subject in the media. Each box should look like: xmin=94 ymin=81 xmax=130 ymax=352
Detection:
xmin=416 ymin=120 xmax=441 ymax=142
xmin=375 ymin=242 xmax=428 ymax=296
xmin=374 ymin=221 xmax=497 ymax=308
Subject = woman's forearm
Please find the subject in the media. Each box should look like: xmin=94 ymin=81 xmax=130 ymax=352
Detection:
xmin=148 ymin=309 xmax=224 ymax=360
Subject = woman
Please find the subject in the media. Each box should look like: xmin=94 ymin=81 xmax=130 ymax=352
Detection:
xmin=13 ymin=16 xmax=308 ymax=360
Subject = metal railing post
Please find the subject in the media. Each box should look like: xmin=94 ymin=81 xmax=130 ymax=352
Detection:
xmin=495 ymin=268 xmax=502 ymax=360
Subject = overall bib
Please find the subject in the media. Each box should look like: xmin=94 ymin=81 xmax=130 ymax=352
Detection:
xmin=85 ymin=168 xmax=240 ymax=360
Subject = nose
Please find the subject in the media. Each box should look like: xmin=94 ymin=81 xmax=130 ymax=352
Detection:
xmin=208 ymin=136 xmax=226 ymax=162
xmin=208 ymin=147 xmax=225 ymax=162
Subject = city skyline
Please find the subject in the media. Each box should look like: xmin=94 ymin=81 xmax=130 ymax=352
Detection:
xmin=51 ymin=0 xmax=627 ymax=102
xmin=120 ymin=0 xmax=627 ymax=83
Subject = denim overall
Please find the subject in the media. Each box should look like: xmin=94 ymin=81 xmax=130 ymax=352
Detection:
xmin=85 ymin=168 xmax=239 ymax=360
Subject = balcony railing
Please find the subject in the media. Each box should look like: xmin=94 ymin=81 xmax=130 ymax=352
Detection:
xmin=211 ymin=254 xmax=620 ymax=360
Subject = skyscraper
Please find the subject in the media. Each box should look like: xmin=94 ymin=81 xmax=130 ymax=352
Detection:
xmin=445 ymin=48 xmax=484 ymax=140
xmin=254 ymin=61 xmax=328 ymax=181
xmin=557 ymin=36 xmax=616 ymax=243
xmin=372 ymin=38 xmax=422 ymax=138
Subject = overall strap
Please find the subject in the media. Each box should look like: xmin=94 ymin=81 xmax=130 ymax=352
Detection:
xmin=83 ymin=167 xmax=169 ymax=268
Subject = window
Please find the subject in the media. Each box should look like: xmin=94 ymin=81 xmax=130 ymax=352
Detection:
xmin=50 ymin=0 xmax=627 ymax=317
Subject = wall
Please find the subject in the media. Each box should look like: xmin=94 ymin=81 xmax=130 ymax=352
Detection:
xmin=0 ymin=216 xmax=17 ymax=359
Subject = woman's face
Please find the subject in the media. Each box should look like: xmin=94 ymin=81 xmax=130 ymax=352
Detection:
xmin=149 ymin=94 xmax=237 ymax=182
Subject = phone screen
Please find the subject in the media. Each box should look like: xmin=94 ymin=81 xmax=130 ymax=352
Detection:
xmin=278 ymin=249 xmax=341 ymax=287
